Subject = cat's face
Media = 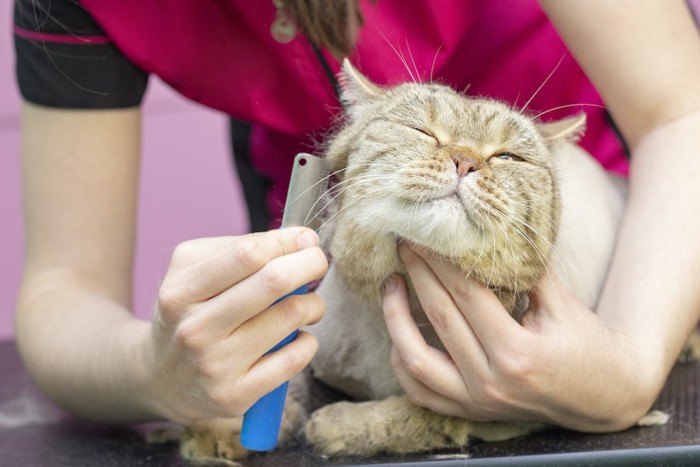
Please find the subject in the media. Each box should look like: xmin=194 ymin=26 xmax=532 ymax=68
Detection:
xmin=325 ymin=60 xmax=584 ymax=303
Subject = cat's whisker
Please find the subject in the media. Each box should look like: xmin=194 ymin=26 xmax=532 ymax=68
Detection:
xmin=429 ymin=43 xmax=444 ymax=85
xmin=483 ymin=213 xmax=500 ymax=289
xmin=306 ymin=173 xmax=399 ymax=229
xmin=335 ymin=161 xmax=405 ymax=181
xmin=376 ymin=27 xmax=417 ymax=83
xmin=285 ymin=163 xmax=373 ymax=223
xmin=404 ymin=36 xmax=422 ymax=84
xmin=464 ymin=203 xmax=496 ymax=287
xmin=488 ymin=213 xmax=521 ymax=292
xmin=513 ymin=89 xmax=522 ymax=110
xmin=498 ymin=210 xmax=569 ymax=282
xmin=309 ymin=174 xmax=400 ymax=226
xmin=407 ymin=198 xmax=422 ymax=241
xmin=508 ymin=221 xmax=552 ymax=272
xmin=458 ymin=201 xmax=492 ymax=282
xmin=497 ymin=197 xmax=576 ymax=275
xmin=519 ymin=54 xmax=565 ymax=115
xmin=468 ymin=189 xmax=559 ymax=291
xmin=315 ymin=184 xmax=397 ymax=233
xmin=530 ymin=103 xmax=606 ymax=121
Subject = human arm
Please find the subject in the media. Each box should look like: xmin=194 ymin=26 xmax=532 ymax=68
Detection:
xmin=16 ymin=103 xmax=327 ymax=424
xmin=540 ymin=0 xmax=700 ymax=386
xmin=383 ymin=0 xmax=700 ymax=431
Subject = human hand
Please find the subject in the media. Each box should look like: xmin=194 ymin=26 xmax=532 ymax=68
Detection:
xmin=143 ymin=227 xmax=328 ymax=425
xmin=383 ymin=242 xmax=659 ymax=432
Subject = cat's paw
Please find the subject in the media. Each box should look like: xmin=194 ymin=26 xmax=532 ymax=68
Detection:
xmin=304 ymin=402 xmax=400 ymax=457
xmin=305 ymin=400 xmax=364 ymax=457
xmin=306 ymin=396 xmax=546 ymax=458
xmin=180 ymin=417 xmax=247 ymax=464
xmin=178 ymin=393 xmax=306 ymax=463
xmin=305 ymin=396 xmax=461 ymax=457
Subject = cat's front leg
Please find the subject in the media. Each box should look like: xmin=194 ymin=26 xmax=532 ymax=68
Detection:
xmin=305 ymin=395 xmax=545 ymax=457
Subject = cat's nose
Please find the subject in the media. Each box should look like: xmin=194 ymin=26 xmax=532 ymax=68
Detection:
xmin=453 ymin=157 xmax=478 ymax=177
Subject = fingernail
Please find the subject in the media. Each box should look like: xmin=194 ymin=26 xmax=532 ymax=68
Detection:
xmin=397 ymin=242 xmax=414 ymax=259
xmin=406 ymin=241 xmax=424 ymax=253
xmin=383 ymin=274 xmax=399 ymax=293
xmin=297 ymin=230 xmax=319 ymax=249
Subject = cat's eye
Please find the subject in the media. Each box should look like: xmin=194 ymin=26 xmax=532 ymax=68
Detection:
xmin=492 ymin=152 xmax=524 ymax=162
xmin=410 ymin=127 xmax=438 ymax=141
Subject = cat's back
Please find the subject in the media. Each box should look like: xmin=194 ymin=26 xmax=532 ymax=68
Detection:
xmin=552 ymin=143 xmax=626 ymax=308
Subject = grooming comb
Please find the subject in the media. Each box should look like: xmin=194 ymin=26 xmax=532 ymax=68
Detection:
xmin=240 ymin=153 xmax=332 ymax=451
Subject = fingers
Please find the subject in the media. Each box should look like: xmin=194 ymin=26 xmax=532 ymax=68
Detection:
xmin=399 ymin=243 xmax=521 ymax=352
xmin=161 ymin=227 xmax=320 ymax=306
xmin=171 ymin=290 xmax=325 ymax=377
xmin=182 ymin=331 xmax=320 ymax=417
xmin=232 ymin=292 xmax=326 ymax=369
xmin=238 ymin=331 xmax=319 ymax=409
xmin=158 ymin=228 xmax=327 ymax=333
xmin=199 ymin=245 xmax=328 ymax=335
xmin=390 ymin=347 xmax=468 ymax=418
xmin=147 ymin=229 xmax=328 ymax=423
xmin=383 ymin=274 xmax=473 ymax=404
xmin=395 ymin=245 xmax=489 ymax=369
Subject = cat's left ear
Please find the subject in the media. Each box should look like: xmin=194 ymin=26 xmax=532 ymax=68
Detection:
xmin=338 ymin=59 xmax=382 ymax=110
xmin=537 ymin=113 xmax=586 ymax=145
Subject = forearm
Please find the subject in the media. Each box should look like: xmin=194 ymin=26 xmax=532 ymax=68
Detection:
xmin=16 ymin=270 xmax=156 ymax=423
xmin=597 ymin=111 xmax=700 ymax=392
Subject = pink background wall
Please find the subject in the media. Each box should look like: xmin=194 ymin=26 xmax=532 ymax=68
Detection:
xmin=0 ymin=5 xmax=249 ymax=340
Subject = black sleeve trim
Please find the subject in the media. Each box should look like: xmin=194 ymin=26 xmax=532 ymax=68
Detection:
xmin=14 ymin=0 xmax=148 ymax=109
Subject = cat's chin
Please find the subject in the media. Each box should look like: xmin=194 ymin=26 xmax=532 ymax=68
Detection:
xmin=391 ymin=197 xmax=483 ymax=258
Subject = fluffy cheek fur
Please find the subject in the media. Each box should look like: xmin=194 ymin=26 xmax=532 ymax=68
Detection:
xmin=452 ymin=164 xmax=560 ymax=292
xmin=329 ymin=206 xmax=402 ymax=303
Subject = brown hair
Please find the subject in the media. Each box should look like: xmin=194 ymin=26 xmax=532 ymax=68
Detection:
xmin=286 ymin=0 xmax=365 ymax=58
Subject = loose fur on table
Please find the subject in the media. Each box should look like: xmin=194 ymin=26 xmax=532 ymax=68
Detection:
xmin=171 ymin=60 xmax=694 ymax=462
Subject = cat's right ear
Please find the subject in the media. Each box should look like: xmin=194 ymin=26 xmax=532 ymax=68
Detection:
xmin=537 ymin=113 xmax=587 ymax=145
xmin=338 ymin=59 xmax=382 ymax=112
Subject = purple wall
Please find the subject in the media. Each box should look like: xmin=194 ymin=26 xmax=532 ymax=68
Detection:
xmin=0 ymin=8 xmax=249 ymax=339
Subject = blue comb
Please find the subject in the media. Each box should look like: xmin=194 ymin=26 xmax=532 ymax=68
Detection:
xmin=240 ymin=154 xmax=330 ymax=451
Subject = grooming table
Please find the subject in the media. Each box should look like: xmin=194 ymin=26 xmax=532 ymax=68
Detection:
xmin=1 ymin=340 xmax=698 ymax=466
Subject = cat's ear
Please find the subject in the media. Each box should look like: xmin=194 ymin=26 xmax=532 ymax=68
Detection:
xmin=338 ymin=59 xmax=382 ymax=109
xmin=537 ymin=113 xmax=586 ymax=145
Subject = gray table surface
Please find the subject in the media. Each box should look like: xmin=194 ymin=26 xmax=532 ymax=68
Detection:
xmin=2 ymin=340 xmax=699 ymax=466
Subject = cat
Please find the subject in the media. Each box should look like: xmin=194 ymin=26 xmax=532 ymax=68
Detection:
xmin=303 ymin=59 xmax=630 ymax=456
xmin=172 ymin=60 xmax=685 ymax=462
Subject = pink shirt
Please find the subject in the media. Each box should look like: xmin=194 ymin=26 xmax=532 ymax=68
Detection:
xmin=80 ymin=0 xmax=627 ymax=226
